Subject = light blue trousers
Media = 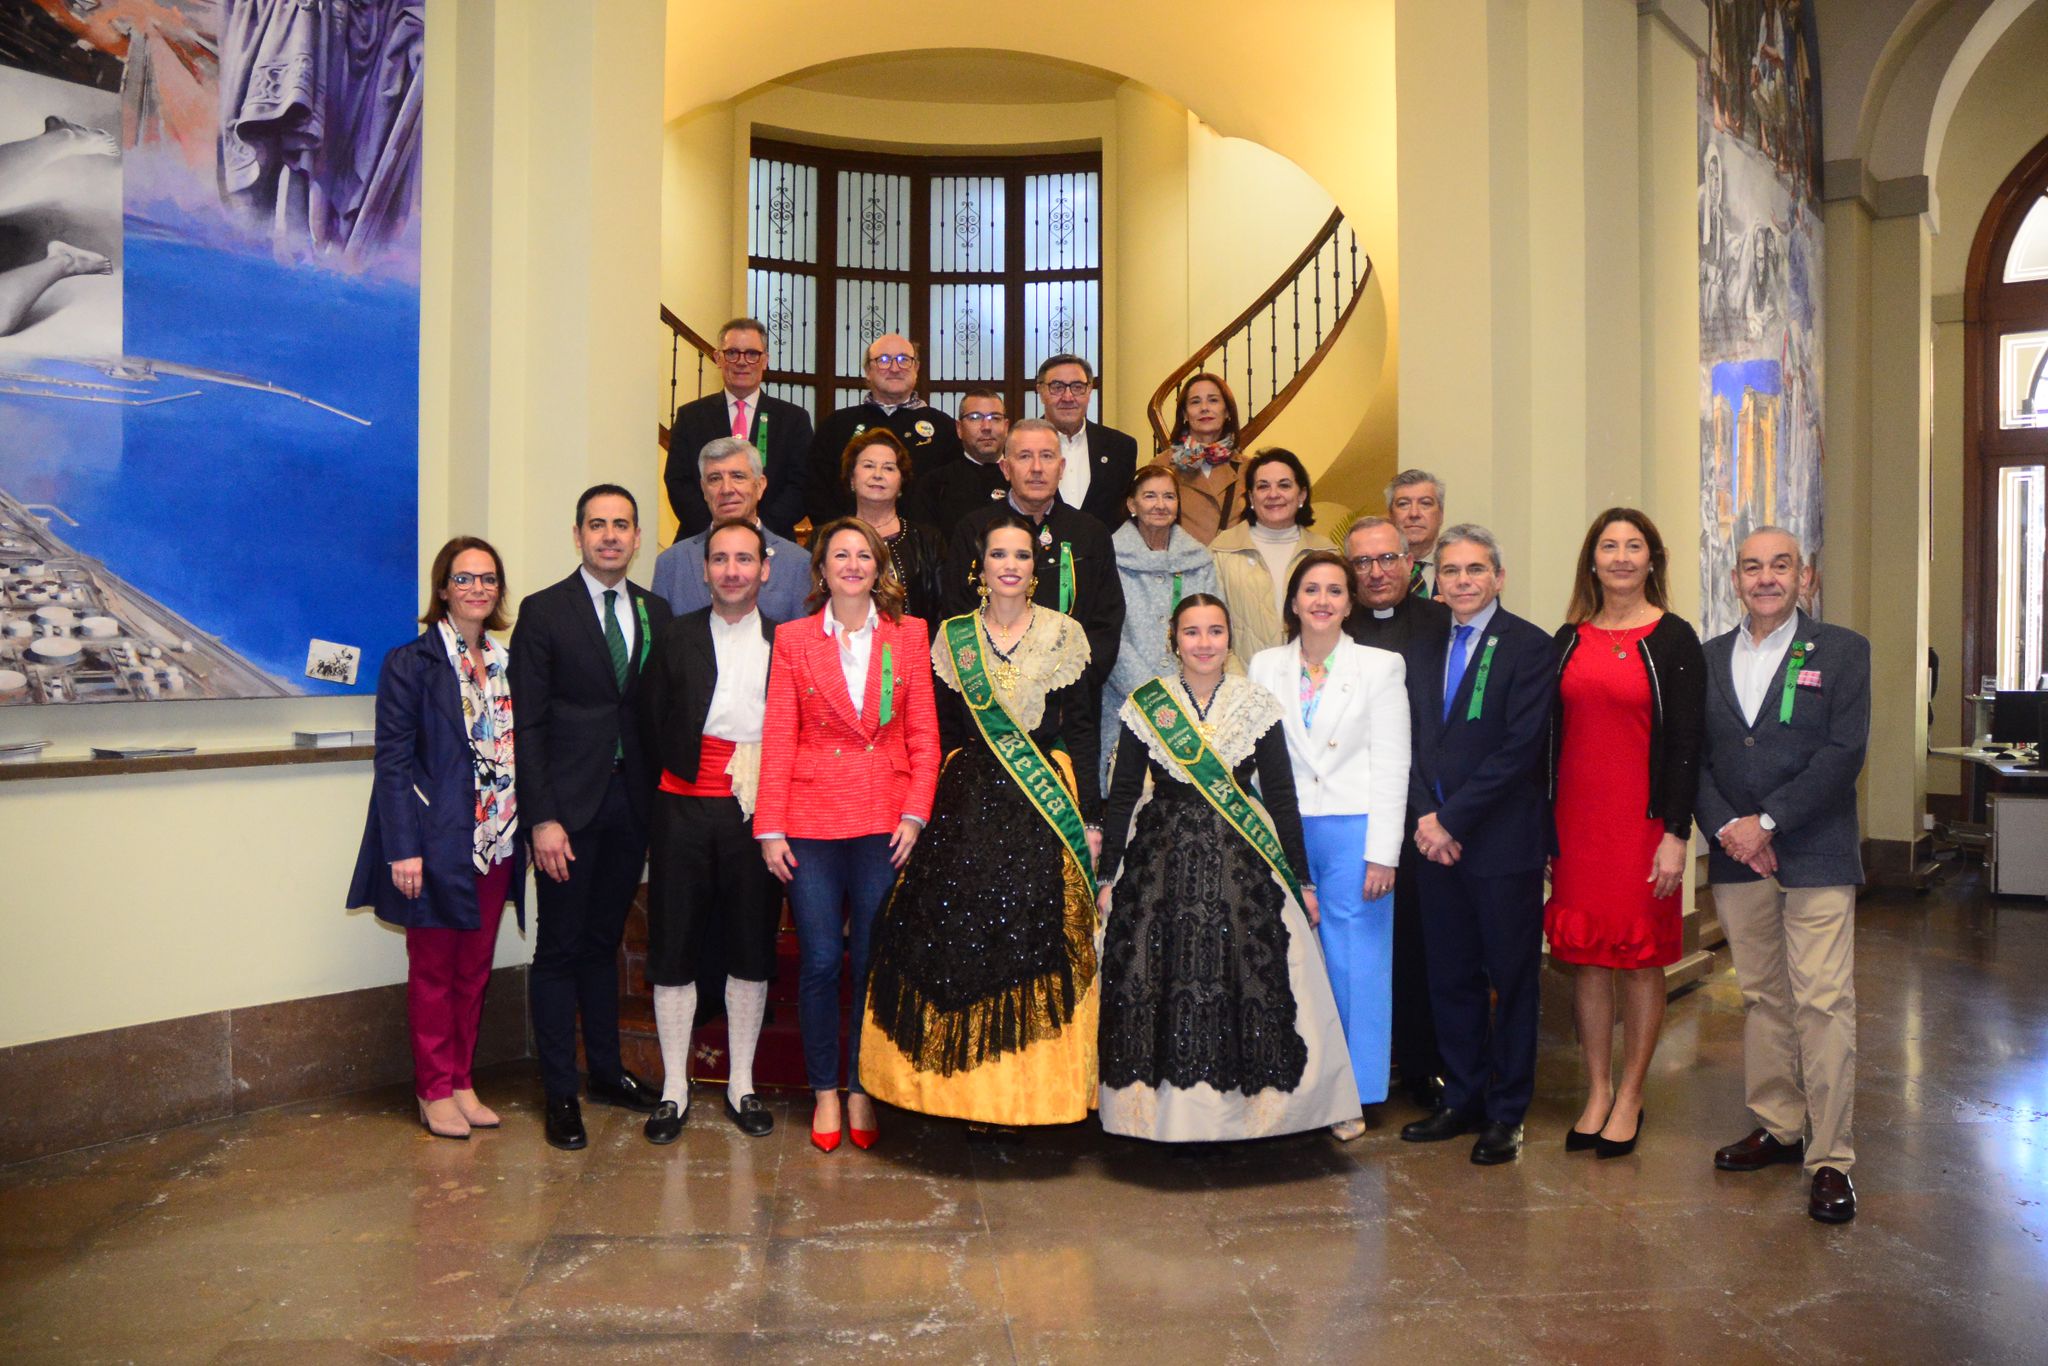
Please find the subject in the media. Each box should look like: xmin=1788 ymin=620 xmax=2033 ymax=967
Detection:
xmin=1304 ymin=813 xmax=1393 ymax=1104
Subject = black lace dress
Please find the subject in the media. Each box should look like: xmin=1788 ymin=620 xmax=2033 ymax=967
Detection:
xmin=1094 ymin=676 xmax=1360 ymax=1140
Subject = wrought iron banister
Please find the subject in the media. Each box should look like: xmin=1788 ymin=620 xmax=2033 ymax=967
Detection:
xmin=1147 ymin=208 xmax=1371 ymax=452
xmin=659 ymin=305 xmax=721 ymax=451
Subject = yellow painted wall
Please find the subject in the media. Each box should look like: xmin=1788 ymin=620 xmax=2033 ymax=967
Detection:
xmin=0 ymin=0 xmax=668 ymax=1048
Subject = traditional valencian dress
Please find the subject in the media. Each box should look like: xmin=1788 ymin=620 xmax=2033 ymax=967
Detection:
xmin=859 ymin=609 xmax=1101 ymax=1124
xmin=1095 ymin=674 xmax=1359 ymax=1141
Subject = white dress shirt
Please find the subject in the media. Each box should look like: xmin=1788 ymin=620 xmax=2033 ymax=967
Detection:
xmin=1731 ymin=612 xmax=1799 ymax=727
xmin=1055 ymin=424 xmax=1091 ymax=509
xmin=704 ymin=607 xmax=769 ymax=741
xmin=822 ymin=601 xmax=878 ymax=719
xmin=725 ymin=388 xmax=761 ymax=438
xmin=579 ymin=566 xmax=635 ymax=656
xmin=1444 ymin=598 xmax=1499 ymax=692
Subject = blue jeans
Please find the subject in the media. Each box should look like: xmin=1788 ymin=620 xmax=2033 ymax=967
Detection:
xmin=1305 ymin=813 xmax=1393 ymax=1105
xmin=786 ymin=834 xmax=899 ymax=1093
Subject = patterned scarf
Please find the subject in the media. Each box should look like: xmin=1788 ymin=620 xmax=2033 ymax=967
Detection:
xmin=437 ymin=622 xmax=518 ymax=873
xmin=1169 ymin=434 xmax=1236 ymax=475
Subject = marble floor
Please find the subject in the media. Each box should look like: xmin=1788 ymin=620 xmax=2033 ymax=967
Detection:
xmin=4 ymin=868 xmax=2047 ymax=1364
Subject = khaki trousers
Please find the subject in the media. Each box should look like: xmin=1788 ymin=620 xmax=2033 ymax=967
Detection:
xmin=1712 ymin=878 xmax=1856 ymax=1173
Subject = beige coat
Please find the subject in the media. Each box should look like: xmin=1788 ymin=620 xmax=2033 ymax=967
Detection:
xmin=1209 ymin=521 xmax=1338 ymax=669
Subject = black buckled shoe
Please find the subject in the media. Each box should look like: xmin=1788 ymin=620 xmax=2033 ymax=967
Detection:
xmin=544 ymin=1095 xmax=588 ymax=1151
xmin=644 ymin=1099 xmax=686 ymax=1145
xmin=1400 ymin=1107 xmax=1480 ymax=1143
xmin=587 ymin=1068 xmax=662 ymax=1114
xmin=724 ymin=1093 xmax=775 ymax=1137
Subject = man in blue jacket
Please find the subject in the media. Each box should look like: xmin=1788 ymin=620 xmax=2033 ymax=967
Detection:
xmin=1398 ymin=524 xmax=1556 ymax=1165
xmin=1697 ymin=526 xmax=1870 ymax=1223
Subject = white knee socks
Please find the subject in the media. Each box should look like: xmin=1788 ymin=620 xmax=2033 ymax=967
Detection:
xmin=725 ymin=977 xmax=769 ymax=1108
xmin=651 ymin=982 xmax=697 ymax=1107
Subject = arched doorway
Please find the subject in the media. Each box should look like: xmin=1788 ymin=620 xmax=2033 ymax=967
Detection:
xmin=1964 ymin=131 xmax=2048 ymax=713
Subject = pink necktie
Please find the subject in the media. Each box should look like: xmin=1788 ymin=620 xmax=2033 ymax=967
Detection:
xmin=731 ymin=398 xmax=749 ymax=439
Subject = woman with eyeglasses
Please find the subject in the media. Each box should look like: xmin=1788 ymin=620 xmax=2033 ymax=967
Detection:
xmin=1104 ymin=464 xmax=1221 ymax=784
xmin=844 ymin=428 xmax=944 ymax=632
xmin=1165 ymin=372 xmax=1244 ymax=545
xmin=348 ymin=537 xmax=526 ymax=1140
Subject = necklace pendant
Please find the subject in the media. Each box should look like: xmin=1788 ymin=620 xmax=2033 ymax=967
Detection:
xmin=1614 ymin=645 xmax=1627 ymax=659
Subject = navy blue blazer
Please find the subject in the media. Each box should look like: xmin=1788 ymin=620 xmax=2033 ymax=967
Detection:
xmin=347 ymin=630 xmax=528 ymax=931
xmin=1696 ymin=610 xmax=1870 ymax=888
xmin=1405 ymin=604 xmax=1556 ymax=877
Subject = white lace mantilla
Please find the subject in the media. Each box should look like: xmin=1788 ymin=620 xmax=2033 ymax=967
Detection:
xmin=934 ymin=609 xmax=1089 ymax=732
xmin=1119 ymin=674 xmax=1282 ymax=778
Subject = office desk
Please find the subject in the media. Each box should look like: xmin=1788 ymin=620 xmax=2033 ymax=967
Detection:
xmin=1930 ymin=747 xmax=2048 ymax=895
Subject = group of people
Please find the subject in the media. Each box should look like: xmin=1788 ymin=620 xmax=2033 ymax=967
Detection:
xmin=346 ymin=317 xmax=1873 ymax=1227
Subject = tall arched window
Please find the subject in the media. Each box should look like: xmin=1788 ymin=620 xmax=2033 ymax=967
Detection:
xmin=1965 ymin=134 xmax=2048 ymax=700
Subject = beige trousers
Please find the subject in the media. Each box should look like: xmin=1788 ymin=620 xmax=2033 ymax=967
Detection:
xmin=1712 ymin=878 xmax=1856 ymax=1173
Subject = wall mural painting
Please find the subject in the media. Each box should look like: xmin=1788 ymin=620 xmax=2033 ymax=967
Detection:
xmin=0 ymin=0 xmax=421 ymax=706
xmin=1699 ymin=0 xmax=1824 ymax=637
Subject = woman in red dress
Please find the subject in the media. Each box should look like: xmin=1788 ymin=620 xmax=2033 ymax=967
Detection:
xmin=1545 ymin=509 xmax=1705 ymax=1158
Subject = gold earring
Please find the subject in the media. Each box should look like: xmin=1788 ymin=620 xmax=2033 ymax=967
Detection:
xmin=1028 ymin=574 xmax=1040 ymax=598
xmin=976 ymin=576 xmax=990 ymax=606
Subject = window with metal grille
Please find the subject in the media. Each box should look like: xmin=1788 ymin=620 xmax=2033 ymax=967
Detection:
xmin=743 ymin=139 xmax=1104 ymax=429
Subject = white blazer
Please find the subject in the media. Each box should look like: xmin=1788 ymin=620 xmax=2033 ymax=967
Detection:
xmin=1249 ymin=637 xmax=1411 ymax=867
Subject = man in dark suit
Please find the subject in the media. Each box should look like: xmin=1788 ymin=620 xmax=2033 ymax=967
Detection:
xmin=1036 ymin=353 xmax=1138 ymax=530
xmin=907 ymin=386 xmax=1009 ymax=532
xmin=1397 ymin=523 xmax=1556 ymax=1165
xmin=665 ymin=318 xmax=811 ymax=540
xmin=1697 ymin=526 xmax=1870 ymax=1223
xmin=639 ymin=518 xmax=781 ymax=1144
xmin=509 ymin=484 xmax=673 ymax=1150
xmin=806 ymin=332 xmax=963 ymax=526
xmin=1343 ymin=515 xmax=1452 ymax=1109
xmin=1386 ymin=469 xmax=1447 ymax=599
xmin=944 ymin=418 xmax=1125 ymax=690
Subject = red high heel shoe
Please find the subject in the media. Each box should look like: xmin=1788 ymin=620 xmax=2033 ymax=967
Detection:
xmin=811 ymin=1096 xmax=843 ymax=1153
xmin=848 ymin=1096 xmax=877 ymax=1150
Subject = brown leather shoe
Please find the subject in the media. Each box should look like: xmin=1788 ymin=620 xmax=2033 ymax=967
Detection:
xmin=1714 ymin=1127 xmax=1804 ymax=1172
xmin=1809 ymin=1166 xmax=1856 ymax=1223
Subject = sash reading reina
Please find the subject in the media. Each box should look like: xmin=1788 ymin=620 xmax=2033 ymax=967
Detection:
xmin=1129 ymin=677 xmax=1306 ymax=903
xmin=942 ymin=615 xmax=1096 ymax=891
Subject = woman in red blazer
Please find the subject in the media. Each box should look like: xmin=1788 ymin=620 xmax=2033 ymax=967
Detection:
xmin=756 ymin=516 xmax=940 ymax=1152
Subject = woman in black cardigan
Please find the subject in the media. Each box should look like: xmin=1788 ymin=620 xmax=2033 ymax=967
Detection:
xmin=1544 ymin=510 xmax=1705 ymax=1159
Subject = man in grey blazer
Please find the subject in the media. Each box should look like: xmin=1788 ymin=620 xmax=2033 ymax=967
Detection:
xmin=1696 ymin=526 xmax=1870 ymax=1223
xmin=654 ymin=436 xmax=810 ymax=624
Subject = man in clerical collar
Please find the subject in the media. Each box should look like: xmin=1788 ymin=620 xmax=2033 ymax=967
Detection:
xmin=1035 ymin=353 xmax=1137 ymax=530
xmin=906 ymin=386 xmax=1008 ymax=533
xmin=655 ymin=436 xmax=809 ymax=622
xmin=1345 ymin=515 xmax=1451 ymax=650
xmin=944 ymin=418 xmax=1125 ymax=687
xmin=1386 ymin=469 xmax=1447 ymax=598
xmin=805 ymin=331 xmax=963 ymax=526
xmin=1342 ymin=514 xmax=1451 ymax=1109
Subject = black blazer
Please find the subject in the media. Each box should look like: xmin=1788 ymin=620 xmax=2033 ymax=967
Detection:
xmin=1547 ymin=613 xmax=1706 ymax=840
xmin=1405 ymin=604 xmax=1556 ymax=877
xmin=906 ymin=454 xmax=1007 ymax=533
xmin=808 ymin=400 xmax=964 ymax=527
xmin=665 ymin=391 xmax=811 ymax=540
xmin=943 ymin=498 xmax=1126 ymax=690
xmin=509 ymin=571 xmax=673 ymax=832
xmin=1068 ymin=420 xmax=1140 ymax=529
xmin=640 ymin=606 xmax=776 ymax=783
xmin=1696 ymin=611 xmax=1871 ymax=888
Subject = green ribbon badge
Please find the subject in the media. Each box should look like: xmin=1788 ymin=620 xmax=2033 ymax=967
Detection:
xmin=1777 ymin=640 xmax=1811 ymax=725
xmin=1463 ymin=634 xmax=1499 ymax=721
xmin=878 ymin=642 xmax=895 ymax=726
xmin=634 ymin=595 xmax=652 ymax=667
xmin=1058 ymin=543 xmax=1075 ymax=615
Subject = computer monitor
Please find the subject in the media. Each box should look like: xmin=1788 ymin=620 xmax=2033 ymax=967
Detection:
xmin=1989 ymin=690 xmax=2045 ymax=749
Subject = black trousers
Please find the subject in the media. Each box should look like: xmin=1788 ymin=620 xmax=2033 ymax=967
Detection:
xmin=1415 ymin=860 xmax=1545 ymax=1127
xmin=1390 ymin=846 xmax=1443 ymax=1086
xmin=530 ymin=773 xmax=648 ymax=1100
xmin=646 ymin=791 xmax=780 ymax=986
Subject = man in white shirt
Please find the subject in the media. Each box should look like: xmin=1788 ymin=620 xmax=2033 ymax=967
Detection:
xmin=640 ymin=519 xmax=783 ymax=1143
xmin=1035 ymin=353 xmax=1137 ymax=529
xmin=1696 ymin=526 xmax=1871 ymax=1223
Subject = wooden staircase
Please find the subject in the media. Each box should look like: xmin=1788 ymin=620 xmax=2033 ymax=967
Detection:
xmin=1147 ymin=208 xmax=1372 ymax=452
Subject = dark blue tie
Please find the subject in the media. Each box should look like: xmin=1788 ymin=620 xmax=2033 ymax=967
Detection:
xmin=1443 ymin=623 xmax=1474 ymax=720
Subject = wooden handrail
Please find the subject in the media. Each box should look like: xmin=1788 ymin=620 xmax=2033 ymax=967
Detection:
xmin=659 ymin=306 xmax=722 ymax=451
xmin=1147 ymin=207 xmax=1367 ymax=450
